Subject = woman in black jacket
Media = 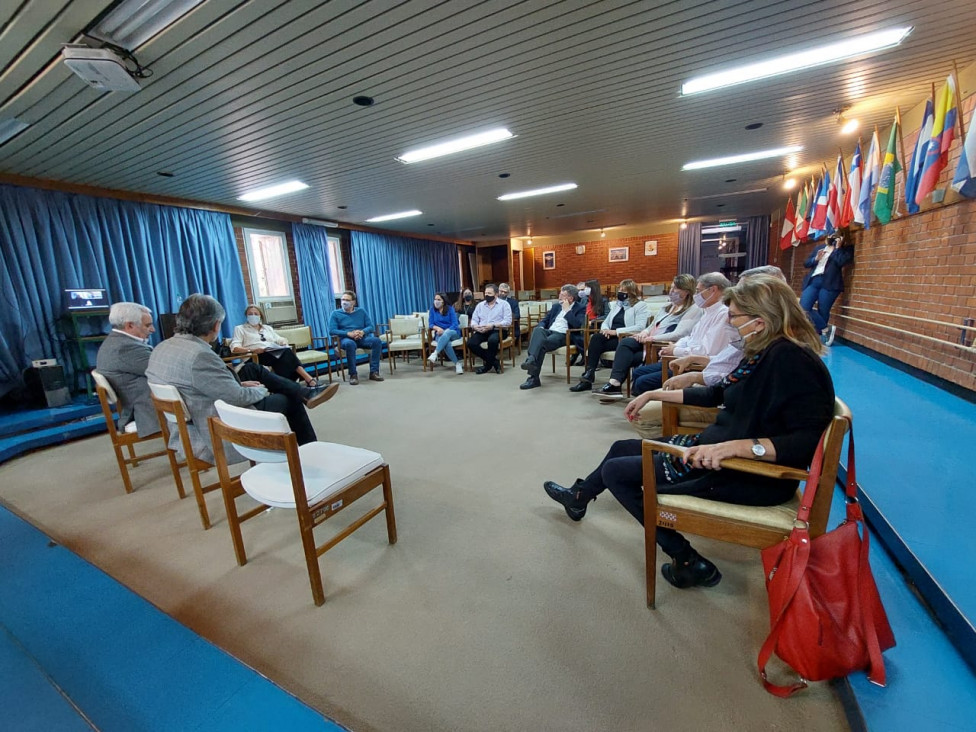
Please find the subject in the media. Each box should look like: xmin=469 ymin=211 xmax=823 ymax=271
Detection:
xmin=543 ymin=275 xmax=834 ymax=590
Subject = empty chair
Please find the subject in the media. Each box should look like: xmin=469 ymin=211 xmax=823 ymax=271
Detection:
xmin=148 ymin=382 xmax=222 ymax=529
xmin=274 ymin=325 xmax=335 ymax=383
xmin=91 ymin=369 xmax=177 ymax=495
xmin=386 ymin=316 xmax=426 ymax=372
xmin=209 ymin=400 xmax=397 ymax=606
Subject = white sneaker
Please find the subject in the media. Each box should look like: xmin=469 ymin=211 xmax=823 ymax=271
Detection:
xmin=823 ymin=325 xmax=836 ymax=347
xmin=428 ymin=351 xmax=438 ymax=364
xmin=455 ymin=362 xmax=464 ymax=374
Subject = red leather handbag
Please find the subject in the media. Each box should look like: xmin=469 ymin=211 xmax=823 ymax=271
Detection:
xmin=758 ymin=422 xmax=895 ymax=697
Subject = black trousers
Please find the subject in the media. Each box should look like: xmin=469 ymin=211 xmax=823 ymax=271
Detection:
xmin=609 ymin=337 xmax=646 ymax=382
xmin=526 ymin=326 xmax=566 ymax=375
xmin=575 ymin=438 xmax=697 ymax=557
xmin=467 ymin=330 xmax=500 ymax=367
xmin=237 ymin=362 xmax=316 ymax=445
xmin=258 ymin=348 xmax=305 ymax=381
xmin=585 ymin=331 xmax=618 ymax=371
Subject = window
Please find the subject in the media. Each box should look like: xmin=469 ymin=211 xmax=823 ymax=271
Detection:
xmin=327 ymin=235 xmax=346 ymax=294
xmin=243 ymin=228 xmax=293 ymax=302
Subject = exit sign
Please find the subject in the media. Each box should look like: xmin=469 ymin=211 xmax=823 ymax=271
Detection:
xmin=718 ymin=220 xmax=738 ymax=228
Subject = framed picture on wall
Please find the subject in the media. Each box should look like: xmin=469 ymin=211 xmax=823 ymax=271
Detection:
xmin=644 ymin=240 xmax=658 ymax=256
xmin=608 ymin=246 xmax=629 ymax=262
xmin=543 ymin=251 xmax=556 ymax=270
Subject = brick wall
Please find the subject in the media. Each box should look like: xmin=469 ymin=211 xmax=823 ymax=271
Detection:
xmin=527 ymin=233 xmax=679 ymax=289
xmin=771 ymin=93 xmax=976 ymax=393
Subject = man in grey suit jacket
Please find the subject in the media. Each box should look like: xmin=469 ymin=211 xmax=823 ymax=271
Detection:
xmin=146 ymin=294 xmax=335 ymax=464
xmin=96 ymin=302 xmax=159 ymax=437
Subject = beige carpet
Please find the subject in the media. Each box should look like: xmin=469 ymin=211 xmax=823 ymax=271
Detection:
xmin=0 ymin=357 xmax=848 ymax=732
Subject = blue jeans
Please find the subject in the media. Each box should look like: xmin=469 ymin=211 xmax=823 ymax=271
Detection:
xmin=800 ymin=276 xmax=842 ymax=332
xmin=632 ymin=363 xmax=665 ymax=395
xmin=432 ymin=329 xmax=460 ymax=363
xmin=340 ymin=335 xmax=383 ymax=375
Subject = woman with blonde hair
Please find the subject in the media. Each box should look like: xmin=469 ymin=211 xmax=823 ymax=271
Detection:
xmin=230 ymin=304 xmax=320 ymax=386
xmin=544 ymin=275 xmax=834 ymax=591
xmin=569 ymin=278 xmax=649 ymax=392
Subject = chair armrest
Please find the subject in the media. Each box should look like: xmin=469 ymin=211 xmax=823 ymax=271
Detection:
xmin=641 ymin=440 xmax=810 ymax=481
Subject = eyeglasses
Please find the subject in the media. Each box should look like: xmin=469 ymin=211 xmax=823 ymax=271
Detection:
xmin=727 ymin=312 xmax=754 ymax=323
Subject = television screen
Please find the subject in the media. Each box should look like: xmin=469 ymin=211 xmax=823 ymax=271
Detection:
xmin=64 ymin=288 xmax=108 ymax=311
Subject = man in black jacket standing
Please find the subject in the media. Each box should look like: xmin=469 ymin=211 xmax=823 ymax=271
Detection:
xmin=519 ymin=284 xmax=586 ymax=390
xmin=800 ymin=233 xmax=853 ymax=346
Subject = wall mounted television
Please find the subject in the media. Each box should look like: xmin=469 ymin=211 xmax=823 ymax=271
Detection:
xmin=64 ymin=288 xmax=108 ymax=311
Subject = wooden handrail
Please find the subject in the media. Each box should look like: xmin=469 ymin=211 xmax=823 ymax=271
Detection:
xmin=839 ymin=305 xmax=976 ymax=333
xmin=834 ymin=312 xmax=976 ymax=352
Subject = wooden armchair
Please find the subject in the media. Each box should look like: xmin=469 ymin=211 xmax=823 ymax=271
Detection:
xmin=465 ymin=323 xmax=516 ymax=372
xmin=641 ymin=398 xmax=852 ymax=607
xmin=209 ymin=400 xmax=397 ymax=606
xmin=91 ymin=370 xmax=176 ymax=495
xmin=275 ymin=325 xmax=335 ymax=383
xmin=427 ymin=314 xmax=468 ymax=369
xmin=386 ymin=316 xmax=426 ymax=372
xmin=548 ymin=328 xmax=585 ymax=383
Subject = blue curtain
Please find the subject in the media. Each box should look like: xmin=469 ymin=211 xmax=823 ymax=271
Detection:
xmin=350 ymin=231 xmax=460 ymax=326
xmin=678 ymin=222 xmax=702 ymax=276
xmin=0 ymin=184 xmax=247 ymax=397
xmin=292 ymin=223 xmax=335 ymax=338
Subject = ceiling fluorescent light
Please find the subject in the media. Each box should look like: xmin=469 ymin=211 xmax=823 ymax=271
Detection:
xmin=701 ymin=225 xmax=742 ymax=234
xmin=397 ymin=127 xmax=514 ymax=163
xmin=238 ymin=180 xmax=309 ymax=202
xmin=301 ymin=218 xmax=338 ymax=227
xmin=498 ymin=183 xmax=578 ymax=201
xmin=683 ymin=146 xmax=802 ymax=171
xmin=87 ymin=0 xmax=207 ymax=50
xmin=365 ymin=210 xmax=423 ymax=223
xmin=681 ymin=26 xmax=912 ymax=95
xmin=0 ymin=117 xmax=30 ymax=145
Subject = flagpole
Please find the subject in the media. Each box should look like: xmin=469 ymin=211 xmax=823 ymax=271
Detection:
xmin=952 ymin=60 xmax=967 ymax=152
xmin=895 ymin=107 xmax=906 ymax=218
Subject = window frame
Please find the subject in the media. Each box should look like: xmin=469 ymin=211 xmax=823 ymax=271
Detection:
xmin=326 ymin=234 xmax=346 ymax=297
xmin=242 ymin=227 xmax=294 ymax=304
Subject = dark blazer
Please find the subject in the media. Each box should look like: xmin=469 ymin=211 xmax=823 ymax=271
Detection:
xmin=540 ymin=300 xmax=587 ymax=331
xmin=95 ymin=331 xmax=158 ymax=437
xmin=802 ymin=243 xmax=853 ymax=291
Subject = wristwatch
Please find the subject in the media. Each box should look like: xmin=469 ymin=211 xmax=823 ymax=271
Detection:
xmin=751 ymin=438 xmax=766 ymax=458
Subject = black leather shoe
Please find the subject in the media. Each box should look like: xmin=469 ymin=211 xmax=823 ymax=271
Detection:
xmin=520 ymin=358 xmax=535 ymax=371
xmin=543 ymin=480 xmax=587 ymax=521
xmin=492 ymin=364 xmax=501 ymax=374
xmin=661 ymin=554 xmax=722 ymax=589
xmin=568 ymin=353 xmax=582 ymax=367
xmin=520 ymin=376 xmax=541 ymax=390
xmin=581 ymin=368 xmax=596 ymax=383
xmin=594 ymin=382 xmax=623 ymax=399
xmin=568 ymin=380 xmax=592 ymax=392
xmin=475 ymin=365 xmax=491 ymax=374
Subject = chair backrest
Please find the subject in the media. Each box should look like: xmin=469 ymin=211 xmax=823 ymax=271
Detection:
xmin=806 ymin=398 xmax=852 ymax=536
xmin=148 ymin=382 xmax=191 ymax=424
xmin=411 ymin=312 xmax=430 ymax=326
xmin=458 ymin=314 xmax=469 ymax=329
xmin=91 ymin=369 xmax=125 ymax=436
xmin=276 ymin=325 xmax=312 ymax=350
xmin=91 ymin=369 xmax=118 ymax=405
xmin=518 ymin=290 xmax=533 ymax=300
xmin=389 ymin=317 xmax=422 ymax=338
xmin=213 ymin=399 xmax=290 ymax=463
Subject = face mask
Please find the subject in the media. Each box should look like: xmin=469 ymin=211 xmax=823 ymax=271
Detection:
xmin=616 ymin=292 xmax=628 ymax=302
xmin=669 ymin=291 xmax=683 ymax=305
xmin=485 ymin=295 xmax=496 ymax=303
xmin=581 ymin=287 xmax=591 ymax=297
xmin=499 ymin=293 xmax=508 ymax=299
xmin=434 ymin=300 xmax=443 ymax=309
xmin=341 ymin=301 xmax=354 ymax=312
xmin=464 ymin=294 xmax=473 ymax=302
xmin=693 ymin=291 xmax=708 ymax=309
xmin=728 ymin=319 xmax=759 ymax=349
xmin=246 ymin=314 xmax=261 ymax=326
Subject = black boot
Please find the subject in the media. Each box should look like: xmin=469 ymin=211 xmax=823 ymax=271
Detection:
xmin=661 ymin=549 xmax=722 ymax=589
xmin=543 ymin=479 xmax=588 ymax=521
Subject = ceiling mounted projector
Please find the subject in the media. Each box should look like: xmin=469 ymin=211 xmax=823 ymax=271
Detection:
xmin=62 ymin=45 xmax=141 ymax=92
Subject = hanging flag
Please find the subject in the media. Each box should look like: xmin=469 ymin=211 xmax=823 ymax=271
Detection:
xmin=874 ymin=111 xmax=903 ymax=225
xmin=810 ymin=171 xmax=829 ymax=231
xmin=795 ymin=182 xmax=810 ymax=241
xmin=825 ymin=153 xmax=844 ymax=234
xmin=840 ymin=140 xmax=862 ymax=228
xmin=779 ymin=197 xmax=796 ymax=250
xmin=857 ymin=129 xmax=881 ymax=228
xmin=915 ymin=75 xmax=959 ymax=205
xmin=905 ymin=97 xmax=934 ymax=213
xmin=951 ymin=104 xmax=976 ymax=199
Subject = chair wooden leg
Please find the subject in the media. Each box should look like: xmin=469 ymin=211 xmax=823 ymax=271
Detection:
xmin=643 ymin=442 xmax=659 ymax=608
xmin=112 ymin=443 xmax=135 ymax=494
xmin=190 ymin=464 xmax=212 ymax=530
xmin=126 ymin=442 xmax=139 ymax=466
xmin=382 ymin=465 xmax=397 ymax=544
xmin=166 ymin=449 xmax=187 ymax=499
xmin=296 ymin=508 xmax=326 ymax=606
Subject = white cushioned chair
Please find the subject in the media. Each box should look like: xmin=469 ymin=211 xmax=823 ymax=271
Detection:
xmin=274 ymin=325 xmax=335 ymax=383
xmin=209 ymin=400 xmax=397 ymax=606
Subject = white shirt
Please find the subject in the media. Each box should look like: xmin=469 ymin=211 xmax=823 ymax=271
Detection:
xmin=111 ymin=328 xmax=149 ymax=343
xmin=701 ymin=344 xmax=744 ymax=386
xmin=230 ymin=323 xmax=288 ymax=350
xmin=549 ymin=309 xmax=570 ymax=334
xmin=812 ymin=245 xmax=835 ymax=277
xmin=672 ymin=300 xmax=734 ymax=357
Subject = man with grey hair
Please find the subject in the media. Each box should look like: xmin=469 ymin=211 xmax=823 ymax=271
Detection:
xmin=519 ymin=284 xmax=586 ymax=390
xmin=96 ymin=301 xmax=159 ymax=437
xmin=146 ymin=294 xmax=334 ymax=464
xmin=630 ymin=272 xmax=735 ymax=395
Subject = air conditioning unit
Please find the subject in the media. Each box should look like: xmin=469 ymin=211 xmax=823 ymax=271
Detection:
xmin=62 ymin=45 xmax=141 ymax=92
xmin=263 ymin=302 xmax=298 ymax=325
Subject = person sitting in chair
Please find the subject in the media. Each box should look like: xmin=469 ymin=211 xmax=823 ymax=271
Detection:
xmin=328 ymin=291 xmax=385 ymax=385
xmin=96 ymin=302 xmax=160 ymax=437
xmin=542 ymin=275 xmax=834 ymax=591
xmin=466 ymin=284 xmax=512 ymax=374
xmin=230 ymin=304 xmax=321 ymax=387
xmin=519 ymin=284 xmax=586 ymax=390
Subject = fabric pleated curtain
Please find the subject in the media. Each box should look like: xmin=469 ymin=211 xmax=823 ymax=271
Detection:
xmin=350 ymin=231 xmax=460 ymax=326
xmin=0 ymin=183 xmax=247 ymax=397
xmin=677 ymin=222 xmax=702 ymax=276
xmin=744 ymin=215 xmax=771 ymax=271
xmin=292 ymin=223 xmax=336 ymax=340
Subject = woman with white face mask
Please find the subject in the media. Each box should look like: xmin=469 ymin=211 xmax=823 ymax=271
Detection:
xmin=230 ymin=304 xmax=320 ymax=386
